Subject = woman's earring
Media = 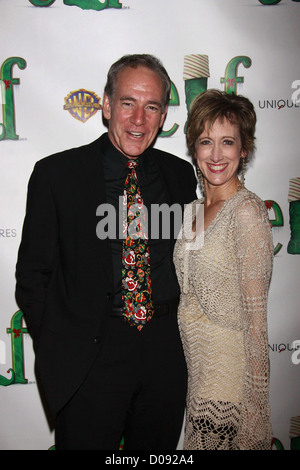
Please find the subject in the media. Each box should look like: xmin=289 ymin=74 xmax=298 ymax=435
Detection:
xmin=240 ymin=158 xmax=245 ymax=186
xmin=196 ymin=165 xmax=205 ymax=196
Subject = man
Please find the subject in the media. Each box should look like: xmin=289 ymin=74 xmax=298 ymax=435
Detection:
xmin=16 ymin=54 xmax=197 ymax=450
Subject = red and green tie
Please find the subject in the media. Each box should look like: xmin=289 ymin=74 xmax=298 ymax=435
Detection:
xmin=122 ymin=160 xmax=154 ymax=331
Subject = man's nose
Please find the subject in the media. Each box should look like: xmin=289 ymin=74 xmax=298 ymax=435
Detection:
xmin=130 ymin=106 xmax=146 ymax=126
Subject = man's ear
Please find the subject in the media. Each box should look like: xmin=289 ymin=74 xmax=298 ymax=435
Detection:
xmin=102 ymin=94 xmax=111 ymax=120
xmin=159 ymin=105 xmax=168 ymax=128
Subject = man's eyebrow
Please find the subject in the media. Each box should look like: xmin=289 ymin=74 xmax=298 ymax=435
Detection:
xmin=119 ymin=96 xmax=162 ymax=107
xmin=147 ymin=101 xmax=162 ymax=108
xmin=119 ymin=96 xmax=136 ymax=102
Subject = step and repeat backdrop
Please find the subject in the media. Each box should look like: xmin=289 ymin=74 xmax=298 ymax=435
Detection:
xmin=0 ymin=0 xmax=299 ymax=450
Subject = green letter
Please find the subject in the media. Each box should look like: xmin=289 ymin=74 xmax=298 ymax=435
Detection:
xmin=258 ymin=0 xmax=281 ymax=4
xmin=0 ymin=57 xmax=27 ymax=141
xmin=63 ymin=0 xmax=122 ymax=10
xmin=28 ymin=0 xmax=57 ymax=6
xmin=287 ymin=178 xmax=300 ymax=254
xmin=160 ymin=82 xmax=180 ymax=138
xmin=265 ymin=200 xmax=284 ymax=255
xmin=6 ymin=311 xmax=28 ymax=385
xmin=220 ymin=56 xmax=252 ymax=95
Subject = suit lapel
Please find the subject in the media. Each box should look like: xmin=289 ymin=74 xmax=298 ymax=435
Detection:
xmin=150 ymin=150 xmax=181 ymax=206
xmin=85 ymin=137 xmax=114 ymax=291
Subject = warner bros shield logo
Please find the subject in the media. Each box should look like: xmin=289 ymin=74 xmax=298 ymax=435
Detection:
xmin=64 ymin=89 xmax=102 ymax=123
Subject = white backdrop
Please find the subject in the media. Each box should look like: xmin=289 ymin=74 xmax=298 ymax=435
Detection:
xmin=0 ymin=0 xmax=299 ymax=450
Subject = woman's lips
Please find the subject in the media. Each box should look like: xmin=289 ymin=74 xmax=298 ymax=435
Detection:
xmin=206 ymin=163 xmax=229 ymax=173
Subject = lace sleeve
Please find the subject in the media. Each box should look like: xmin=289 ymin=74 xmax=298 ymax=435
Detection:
xmin=235 ymin=197 xmax=273 ymax=450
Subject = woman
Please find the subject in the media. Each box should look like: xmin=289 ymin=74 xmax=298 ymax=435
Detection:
xmin=174 ymin=89 xmax=273 ymax=450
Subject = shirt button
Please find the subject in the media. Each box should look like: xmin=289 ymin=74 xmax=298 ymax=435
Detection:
xmin=106 ymin=292 xmax=114 ymax=300
xmin=94 ymin=336 xmax=101 ymax=344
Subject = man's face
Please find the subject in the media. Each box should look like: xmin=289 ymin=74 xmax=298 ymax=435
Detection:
xmin=102 ymin=66 xmax=168 ymax=158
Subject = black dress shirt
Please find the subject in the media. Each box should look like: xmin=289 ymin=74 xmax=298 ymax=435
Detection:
xmin=102 ymin=134 xmax=180 ymax=307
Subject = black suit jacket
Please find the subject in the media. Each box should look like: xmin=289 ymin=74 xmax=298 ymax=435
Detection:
xmin=15 ymin=133 xmax=197 ymax=420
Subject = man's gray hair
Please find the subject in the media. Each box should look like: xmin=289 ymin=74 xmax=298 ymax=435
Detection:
xmin=104 ymin=54 xmax=171 ymax=112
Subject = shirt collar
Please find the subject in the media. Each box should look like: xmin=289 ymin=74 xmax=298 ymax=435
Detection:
xmin=102 ymin=133 xmax=149 ymax=181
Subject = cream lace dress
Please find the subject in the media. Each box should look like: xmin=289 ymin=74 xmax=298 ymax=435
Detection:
xmin=174 ymin=187 xmax=273 ymax=450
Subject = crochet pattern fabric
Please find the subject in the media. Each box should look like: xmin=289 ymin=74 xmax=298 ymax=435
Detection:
xmin=174 ymin=187 xmax=273 ymax=450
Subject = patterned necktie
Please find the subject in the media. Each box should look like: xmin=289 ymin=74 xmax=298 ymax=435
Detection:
xmin=122 ymin=160 xmax=154 ymax=331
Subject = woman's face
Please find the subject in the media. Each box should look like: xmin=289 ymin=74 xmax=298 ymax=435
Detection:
xmin=195 ymin=117 xmax=246 ymax=191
